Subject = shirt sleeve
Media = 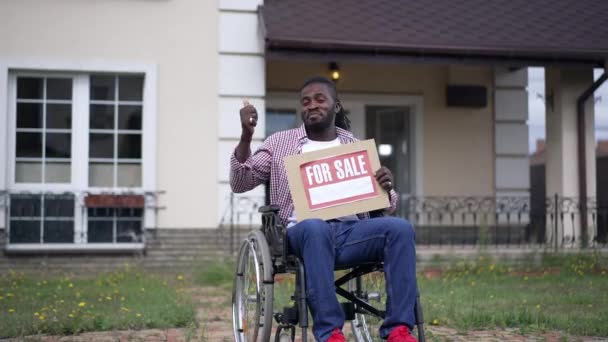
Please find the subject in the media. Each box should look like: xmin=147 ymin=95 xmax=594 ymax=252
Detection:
xmin=229 ymin=140 xmax=272 ymax=193
xmin=385 ymin=189 xmax=399 ymax=215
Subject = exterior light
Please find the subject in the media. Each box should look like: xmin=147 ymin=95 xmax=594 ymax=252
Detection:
xmin=379 ymin=144 xmax=393 ymax=156
xmin=329 ymin=62 xmax=340 ymax=81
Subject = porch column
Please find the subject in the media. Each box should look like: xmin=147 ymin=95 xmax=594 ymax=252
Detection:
xmin=544 ymin=67 xmax=596 ymax=246
xmin=217 ymin=0 xmax=266 ymax=226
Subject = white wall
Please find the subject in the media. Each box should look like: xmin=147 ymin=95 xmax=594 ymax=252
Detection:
xmin=217 ymin=0 xmax=266 ymax=226
xmin=0 ymin=0 xmax=219 ymax=228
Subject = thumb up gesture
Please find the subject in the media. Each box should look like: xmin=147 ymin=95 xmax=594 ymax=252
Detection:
xmin=240 ymin=99 xmax=258 ymax=139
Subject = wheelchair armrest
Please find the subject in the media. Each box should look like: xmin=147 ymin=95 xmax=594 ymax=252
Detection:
xmin=259 ymin=204 xmax=280 ymax=214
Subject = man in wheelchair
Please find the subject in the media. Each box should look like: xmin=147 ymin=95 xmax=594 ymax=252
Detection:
xmin=230 ymin=76 xmax=418 ymax=342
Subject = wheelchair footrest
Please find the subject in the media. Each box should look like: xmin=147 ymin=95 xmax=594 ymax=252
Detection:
xmin=341 ymin=302 xmax=355 ymax=321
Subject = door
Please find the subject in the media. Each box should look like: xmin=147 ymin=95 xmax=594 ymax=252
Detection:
xmin=366 ymin=106 xmax=412 ymax=214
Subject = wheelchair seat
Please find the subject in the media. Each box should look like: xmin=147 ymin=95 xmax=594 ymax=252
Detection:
xmin=232 ymin=205 xmax=425 ymax=342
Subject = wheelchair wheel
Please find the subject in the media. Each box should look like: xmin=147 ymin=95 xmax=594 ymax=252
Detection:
xmin=349 ymin=270 xmax=386 ymax=342
xmin=232 ymin=230 xmax=274 ymax=342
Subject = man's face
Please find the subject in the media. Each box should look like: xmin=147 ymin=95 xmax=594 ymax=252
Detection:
xmin=300 ymin=83 xmax=339 ymax=132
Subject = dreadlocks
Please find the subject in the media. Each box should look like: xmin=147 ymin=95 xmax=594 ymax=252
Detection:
xmin=300 ymin=76 xmax=351 ymax=131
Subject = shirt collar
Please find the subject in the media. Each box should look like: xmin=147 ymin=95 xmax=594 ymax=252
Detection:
xmin=296 ymin=124 xmax=355 ymax=144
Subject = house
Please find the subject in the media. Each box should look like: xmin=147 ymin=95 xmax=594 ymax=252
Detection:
xmin=1 ymin=0 xmax=607 ymax=270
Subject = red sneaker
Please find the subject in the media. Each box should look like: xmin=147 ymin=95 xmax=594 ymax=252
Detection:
xmin=327 ymin=328 xmax=346 ymax=342
xmin=387 ymin=326 xmax=417 ymax=342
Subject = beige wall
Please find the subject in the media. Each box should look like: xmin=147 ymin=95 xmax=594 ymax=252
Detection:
xmin=267 ymin=61 xmax=495 ymax=196
xmin=0 ymin=0 xmax=219 ymax=228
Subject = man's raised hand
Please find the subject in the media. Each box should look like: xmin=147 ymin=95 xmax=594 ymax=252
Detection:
xmin=240 ymin=99 xmax=258 ymax=140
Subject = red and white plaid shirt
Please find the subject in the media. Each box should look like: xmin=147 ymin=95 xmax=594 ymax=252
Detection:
xmin=230 ymin=125 xmax=398 ymax=226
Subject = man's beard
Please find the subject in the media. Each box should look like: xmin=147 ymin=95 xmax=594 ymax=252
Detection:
xmin=302 ymin=107 xmax=336 ymax=133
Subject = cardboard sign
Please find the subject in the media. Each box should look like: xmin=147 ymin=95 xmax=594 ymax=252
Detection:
xmin=284 ymin=139 xmax=389 ymax=221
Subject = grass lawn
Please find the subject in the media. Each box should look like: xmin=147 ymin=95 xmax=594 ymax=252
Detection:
xmin=0 ymin=266 xmax=196 ymax=339
xmin=419 ymin=253 xmax=608 ymax=336
xmin=260 ymin=252 xmax=608 ymax=338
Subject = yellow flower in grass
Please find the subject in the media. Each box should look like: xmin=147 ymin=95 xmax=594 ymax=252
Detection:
xmin=105 ymin=296 xmax=112 ymax=301
xmin=68 ymin=283 xmax=74 ymax=288
xmin=34 ymin=312 xmax=39 ymax=316
xmin=536 ymin=304 xmax=541 ymax=309
xmin=0 ymin=296 xmax=4 ymax=300
xmin=78 ymin=302 xmax=86 ymax=307
xmin=177 ymin=275 xmax=184 ymax=281
xmin=432 ymin=319 xmax=439 ymax=325
xmin=136 ymin=313 xmax=142 ymax=317
xmin=6 ymin=293 xmax=14 ymax=297
xmin=8 ymin=308 xmax=15 ymax=313
xmin=121 ymin=307 xmax=130 ymax=312
xmin=39 ymin=315 xmax=46 ymax=320
xmin=68 ymin=313 xmax=74 ymax=318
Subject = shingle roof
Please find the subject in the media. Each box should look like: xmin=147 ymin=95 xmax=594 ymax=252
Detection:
xmin=260 ymin=0 xmax=608 ymax=65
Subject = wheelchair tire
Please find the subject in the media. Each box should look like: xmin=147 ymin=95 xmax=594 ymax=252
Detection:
xmin=232 ymin=230 xmax=274 ymax=342
xmin=349 ymin=270 xmax=386 ymax=342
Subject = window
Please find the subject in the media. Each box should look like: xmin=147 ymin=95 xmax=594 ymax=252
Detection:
xmin=265 ymin=108 xmax=297 ymax=137
xmin=15 ymin=77 xmax=73 ymax=184
xmin=89 ymin=75 xmax=143 ymax=187
xmin=6 ymin=69 xmax=154 ymax=250
xmin=9 ymin=193 xmax=75 ymax=244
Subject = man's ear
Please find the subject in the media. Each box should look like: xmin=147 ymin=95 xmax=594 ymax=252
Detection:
xmin=334 ymin=101 xmax=342 ymax=113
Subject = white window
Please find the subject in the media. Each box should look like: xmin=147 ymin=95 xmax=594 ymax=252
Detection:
xmin=4 ymin=68 xmax=156 ymax=252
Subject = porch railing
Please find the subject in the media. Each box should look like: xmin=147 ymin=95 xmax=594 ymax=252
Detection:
xmin=220 ymin=194 xmax=608 ymax=253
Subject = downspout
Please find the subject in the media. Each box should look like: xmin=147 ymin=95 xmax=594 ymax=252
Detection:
xmin=576 ymin=63 xmax=607 ymax=247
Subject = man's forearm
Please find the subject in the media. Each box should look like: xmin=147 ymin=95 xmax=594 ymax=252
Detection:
xmin=235 ymin=134 xmax=252 ymax=163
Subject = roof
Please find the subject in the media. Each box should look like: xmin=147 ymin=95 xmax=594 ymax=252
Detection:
xmin=260 ymin=0 xmax=608 ymax=66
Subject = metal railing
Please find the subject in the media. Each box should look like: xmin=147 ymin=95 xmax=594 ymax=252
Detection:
xmin=220 ymin=194 xmax=608 ymax=252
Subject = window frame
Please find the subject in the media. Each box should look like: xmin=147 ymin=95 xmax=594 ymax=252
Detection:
xmin=0 ymin=60 xmax=158 ymax=252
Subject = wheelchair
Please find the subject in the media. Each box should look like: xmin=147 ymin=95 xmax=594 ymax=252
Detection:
xmin=232 ymin=205 xmax=425 ymax=342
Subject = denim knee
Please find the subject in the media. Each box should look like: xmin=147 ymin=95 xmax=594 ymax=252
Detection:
xmin=385 ymin=217 xmax=415 ymax=242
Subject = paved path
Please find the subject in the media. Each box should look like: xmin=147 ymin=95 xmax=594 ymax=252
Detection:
xmin=3 ymin=286 xmax=607 ymax=342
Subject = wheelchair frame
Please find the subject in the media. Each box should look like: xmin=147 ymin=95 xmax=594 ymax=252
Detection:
xmin=232 ymin=205 xmax=425 ymax=342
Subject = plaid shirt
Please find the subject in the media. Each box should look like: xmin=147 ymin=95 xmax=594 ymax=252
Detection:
xmin=230 ymin=125 xmax=399 ymax=226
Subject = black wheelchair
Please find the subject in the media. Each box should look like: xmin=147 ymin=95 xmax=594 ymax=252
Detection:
xmin=232 ymin=205 xmax=425 ymax=342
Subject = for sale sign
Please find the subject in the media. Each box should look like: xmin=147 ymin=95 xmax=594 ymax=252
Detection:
xmin=284 ymin=139 xmax=389 ymax=221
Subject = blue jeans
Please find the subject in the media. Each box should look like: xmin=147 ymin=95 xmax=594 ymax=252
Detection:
xmin=287 ymin=217 xmax=417 ymax=342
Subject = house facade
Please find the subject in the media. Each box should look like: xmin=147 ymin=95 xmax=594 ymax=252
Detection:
xmin=1 ymin=0 xmax=606 ymax=262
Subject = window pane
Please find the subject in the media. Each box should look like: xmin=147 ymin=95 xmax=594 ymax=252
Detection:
xmin=46 ymin=78 xmax=72 ymax=100
xmin=44 ymin=196 xmax=75 ymax=217
xmin=89 ymin=133 xmax=114 ymax=158
xmin=47 ymin=104 xmax=72 ymax=129
xmin=90 ymin=104 xmax=114 ymax=129
xmin=43 ymin=220 xmax=74 ymax=243
xmin=88 ymin=207 xmax=115 ymax=217
xmin=87 ymin=220 xmax=113 ymax=243
xmin=117 ymin=163 xmax=142 ymax=187
xmin=89 ymin=162 xmax=114 ymax=187
xmin=117 ymin=208 xmax=143 ymax=217
xmin=46 ymin=133 xmax=71 ymax=158
xmin=9 ymin=220 xmax=41 ymax=243
xmin=10 ymin=195 xmax=41 ymax=217
xmin=118 ymin=76 xmax=144 ymax=101
xmin=117 ymin=220 xmax=142 ymax=242
xmin=15 ymin=161 xmax=42 ymax=183
xmin=266 ymin=109 xmax=297 ymax=136
xmin=90 ymin=75 xmax=115 ymax=101
xmin=16 ymin=132 xmax=42 ymax=157
xmin=17 ymin=77 xmax=43 ymax=99
xmin=17 ymin=103 xmax=43 ymax=128
xmin=118 ymin=134 xmax=141 ymax=159
xmin=118 ymin=105 xmax=142 ymax=130
xmin=45 ymin=162 xmax=71 ymax=183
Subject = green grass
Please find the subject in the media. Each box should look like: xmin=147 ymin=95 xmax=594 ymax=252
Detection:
xmin=0 ymin=267 xmax=196 ymax=339
xmin=419 ymin=252 xmax=608 ymax=336
xmin=192 ymin=258 xmax=235 ymax=289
